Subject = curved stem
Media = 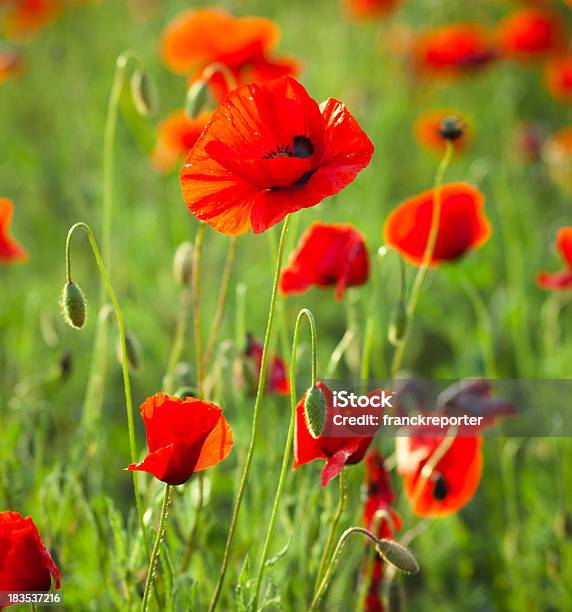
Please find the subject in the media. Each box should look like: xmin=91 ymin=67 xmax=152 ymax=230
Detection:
xmin=141 ymin=484 xmax=172 ymax=611
xmin=202 ymin=62 xmax=238 ymax=91
xmin=192 ymin=223 xmax=206 ymax=396
xmin=389 ymin=142 xmax=453 ymax=379
xmin=252 ymin=308 xmax=318 ymax=608
xmin=208 ymin=216 xmax=291 ymax=612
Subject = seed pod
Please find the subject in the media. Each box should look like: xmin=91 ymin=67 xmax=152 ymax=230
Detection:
xmin=174 ymin=386 xmax=197 ymax=399
xmin=173 ymin=241 xmax=193 ymax=287
xmin=304 ymin=385 xmax=326 ymax=439
xmin=131 ymin=69 xmax=157 ymax=117
xmin=375 ymin=539 xmax=419 ymax=575
xmin=60 ymin=281 xmax=87 ymax=329
xmin=388 ymin=300 xmax=407 ymax=346
xmin=116 ymin=331 xmax=142 ymax=372
xmin=185 ymin=79 xmax=208 ymax=119
xmin=439 ymin=116 xmax=464 ymax=142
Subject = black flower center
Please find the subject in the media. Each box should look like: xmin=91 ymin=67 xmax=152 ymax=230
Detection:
xmin=264 ymin=135 xmax=315 ymax=160
xmin=432 ymin=473 xmax=448 ymax=501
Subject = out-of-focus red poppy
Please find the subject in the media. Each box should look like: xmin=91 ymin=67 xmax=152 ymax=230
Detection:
xmin=543 ymin=126 xmax=572 ymax=192
xmin=383 ymin=182 xmax=491 ymax=267
xmin=0 ymin=47 xmax=24 ymax=84
xmin=127 ymin=393 xmax=233 ymax=485
xmin=161 ymin=8 xmax=299 ymax=99
xmin=2 ymin=0 xmax=61 ymax=41
xmin=413 ymin=24 xmax=498 ymax=79
xmin=0 ymin=512 xmax=61 ymax=597
xmin=537 ymin=227 xmax=572 ymax=290
xmin=245 ymin=333 xmax=289 ymax=395
xmin=151 ymin=110 xmax=211 ymax=173
xmin=396 ymin=426 xmax=483 ymax=517
xmin=280 ymin=222 xmax=369 ymax=300
xmin=414 ymin=110 xmax=470 ymax=156
xmin=180 ymin=76 xmax=374 ymax=235
xmin=0 ymin=198 xmax=28 ymax=263
xmin=342 ymin=0 xmax=402 ymax=21
xmin=293 ymin=382 xmax=375 ymax=487
xmin=511 ymin=122 xmax=546 ymax=162
xmin=497 ymin=9 xmax=564 ymax=61
xmin=545 ymin=54 xmax=572 ymax=103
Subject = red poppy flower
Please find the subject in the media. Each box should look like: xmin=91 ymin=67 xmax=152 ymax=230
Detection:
xmin=413 ymin=24 xmax=498 ymax=79
xmin=497 ymin=9 xmax=564 ymax=61
xmin=0 ymin=47 xmax=24 ymax=84
xmin=293 ymin=382 xmax=376 ymax=487
xmin=180 ymin=76 xmax=374 ymax=235
xmin=151 ymin=110 xmax=211 ymax=173
xmin=545 ymin=54 xmax=572 ymax=103
xmin=2 ymin=0 xmax=61 ymax=41
xmin=383 ymin=182 xmax=491 ymax=267
xmin=0 ymin=511 xmax=61 ymax=599
xmin=396 ymin=426 xmax=483 ymax=517
xmin=245 ymin=333 xmax=290 ymax=395
xmin=127 ymin=393 xmax=233 ymax=485
xmin=414 ymin=110 xmax=470 ymax=156
xmin=537 ymin=227 xmax=572 ymax=290
xmin=0 ymin=198 xmax=28 ymax=263
xmin=343 ymin=0 xmax=403 ymax=21
xmin=280 ymin=222 xmax=369 ymax=300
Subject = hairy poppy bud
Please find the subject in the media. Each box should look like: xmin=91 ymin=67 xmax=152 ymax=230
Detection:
xmin=173 ymin=241 xmax=193 ymax=287
xmin=60 ymin=281 xmax=86 ymax=329
xmin=116 ymin=331 xmax=142 ymax=372
xmin=174 ymin=386 xmax=197 ymax=399
xmin=304 ymin=385 xmax=326 ymax=439
xmin=375 ymin=539 xmax=419 ymax=574
xmin=131 ymin=69 xmax=157 ymax=117
xmin=388 ymin=300 xmax=407 ymax=346
xmin=185 ymin=79 xmax=209 ymax=119
xmin=438 ymin=116 xmax=464 ymax=142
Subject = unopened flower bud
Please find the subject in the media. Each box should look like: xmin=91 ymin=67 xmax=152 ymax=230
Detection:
xmin=438 ymin=116 xmax=464 ymax=142
xmin=174 ymin=386 xmax=197 ymax=399
xmin=304 ymin=385 xmax=326 ymax=439
xmin=375 ymin=539 xmax=419 ymax=574
xmin=185 ymin=79 xmax=209 ymax=119
xmin=388 ymin=300 xmax=407 ymax=347
xmin=60 ymin=281 xmax=87 ymax=329
xmin=131 ymin=69 xmax=157 ymax=117
xmin=173 ymin=241 xmax=193 ymax=287
xmin=116 ymin=331 xmax=142 ymax=372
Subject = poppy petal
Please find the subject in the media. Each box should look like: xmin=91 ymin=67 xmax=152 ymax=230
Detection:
xmin=194 ymin=414 xmax=234 ymax=471
xmin=536 ymin=270 xmax=572 ymax=290
xmin=557 ymin=227 xmax=572 ymax=268
xmin=321 ymin=440 xmax=362 ymax=487
xmin=0 ymin=198 xmax=28 ymax=263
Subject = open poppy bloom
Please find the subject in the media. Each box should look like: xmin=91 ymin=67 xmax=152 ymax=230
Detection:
xmin=127 ymin=393 xmax=233 ymax=485
xmin=537 ymin=227 xmax=572 ymax=290
xmin=293 ymin=382 xmax=376 ymax=487
xmin=280 ymin=222 xmax=369 ymax=300
xmin=342 ymin=0 xmax=403 ymax=21
xmin=244 ymin=333 xmax=289 ymax=395
xmin=543 ymin=126 xmax=572 ymax=193
xmin=383 ymin=182 xmax=491 ymax=267
xmin=0 ymin=198 xmax=28 ymax=263
xmin=151 ymin=110 xmax=212 ymax=173
xmin=180 ymin=76 xmax=374 ymax=235
xmin=0 ymin=511 xmax=61 ymax=599
xmin=0 ymin=47 xmax=23 ymax=84
xmin=2 ymin=0 xmax=61 ymax=41
xmin=413 ymin=24 xmax=498 ymax=79
xmin=414 ymin=110 xmax=470 ymax=156
xmin=545 ymin=54 xmax=572 ymax=104
xmin=497 ymin=8 xmax=564 ymax=61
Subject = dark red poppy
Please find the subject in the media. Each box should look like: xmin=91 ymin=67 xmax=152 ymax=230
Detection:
xmin=383 ymin=182 xmax=491 ymax=267
xmin=497 ymin=8 xmax=564 ymax=61
xmin=293 ymin=382 xmax=376 ymax=487
xmin=0 ymin=511 xmax=61 ymax=600
xmin=414 ymin=110 xmax=470 ymax=156
xmin=343 ymin=0 xmax=403 ymax=21
xmin=245 ymin=333 xmax=290 ymax=396
xmin=0 ymin=48 xmax=24 ymax=84
xmin=413 ymin=24 xmax=498 ymax=79
xmin=152 ymin=110 xmax=212 ymax=173
xmin=396 ymin=426 xmax=483 ymax=517
xmin=180 ymin=76 xmax=374 ymax=235
xmin=537 ymin=227 xmax=572 ymax=290
xmin=2 ymin=0 xmax=60 ymax=41
xmin=545 ymin=54 xmax=572 ymax=104
xmin=0 ymin=198 xmax=27 ymax=263
xmin=280 ymin=222 xmax=369 ymax=300
xmin=127 ymin=393 xmax=233 ymax=485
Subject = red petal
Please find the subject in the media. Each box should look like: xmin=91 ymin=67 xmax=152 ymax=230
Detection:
xmin=321 ymin=441 xmax=362 ymax=487
xmin=194 ymin=414 xmax=234 ymax=471
xmin=0 ymin=198 xmax=28 ymax=263
xmin=536 ymin=270 xmax=572 ymax=290
xmin=557 ymin=227 xmax=572 ymax=268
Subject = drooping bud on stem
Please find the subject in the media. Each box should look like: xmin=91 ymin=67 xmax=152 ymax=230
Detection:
xmin=304 ymin=385 xmax=326 ymax=439
xmin=116 ymin=330 xmax=142 ymax=372
xmin=185 ymin=79 xmax=209 ymax=119
xmin=375 ymin=538 xmax=420 ymax=575
xmin=130 ymin=69 xmax=157 ymax=117
xmin=388 ymin=299 xmax=407 ymax=346
xmin=60 ymin=281 xmax=87 ymax=329
xmin=173 ymin=241 xmax=193 ymax=287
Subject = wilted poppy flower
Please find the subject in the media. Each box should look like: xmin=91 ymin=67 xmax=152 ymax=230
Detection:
xmin=180 ymin=76 xmax=374 ymax=235
xmin=343 ymin=0 xmax=403 ymax=21
xmin=127 ymin=393 xmax=233 ymax=485
xmin=537 ymin=227 xmax=572 ymax=290
xmin=383 ymin=182 xmax=491 ymax=266
xmin=543 ymin=126 xmax=572 ymax=192
xmin=280 ymin=222 xmax=369 ymax=300
xmin=293 ymin=382 xmax=376 ymax=487
xmin=2 ymin=0 xmax=61 ymax=41
xmin=0 ymin=512 xmax=61 ymax=596
xmin=396 ymin=427 xmax=483 ymax=517
xmin=151 ymin=110 xmax=211 ymax=173
xmin=413 ymin=24 xmax=498 ymax=79
xmin=545 ymin=54 xmax=572 ymax=103
xmin=0 ymin=47 xmax=24 ymax=84
xmin=414 ymin=110 xmax=470 ymax=156
xmin=497 ymin=9 xmax=564 ymax=61
xmin=243 ymin=333 xmax=289 ymax=395
xmin=0 ymin=198 xmax=28 ymax=263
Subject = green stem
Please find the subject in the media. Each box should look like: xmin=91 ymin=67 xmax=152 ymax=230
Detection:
xmin=162 ymin=285 xmax=192 ymax=395
xmin=179 ymin=473 xmax=204 ymax=572
xmin=252 ymin=308 xmax=318 ymax=609
xmin=141 ymin=484 xmax=172 ymax=612
xmin=208 ymin=216 xmax=291 ymax=612
xmin=389 ymin=141 xmax=453 ymax=379
xmin=192 ymin=223 xmax=206 ymax=396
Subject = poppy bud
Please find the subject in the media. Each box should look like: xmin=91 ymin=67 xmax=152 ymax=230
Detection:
xmin=60 ymin=281 xmax=87 ymax=329
xmin=185 ymin=79 xmax=209 ymax=119
xmin=375 ymin=539 xmax=419 ymax=574
xmin=304 ymin=385 xmax=326 ymax=439
xmin=58 ymin=351 xmax=73 ymax=381
xmin=116 ymin=331 xmax=142 ymax=372
xmin=388 ymin=300 xmax=407 ymax=346
xmin=173 ymin=241 xmax=193 ymax=287
xmin=438 ymin=116 xmax=464 ymax=142
xmin=130 ymin=69 xmax=157 ymax=117
xmin=174 ymin=386 xmax=197 ymax=399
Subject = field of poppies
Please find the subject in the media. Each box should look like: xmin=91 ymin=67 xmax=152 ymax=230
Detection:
xmin=2 ymin=0 xmax=572 ymax=610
